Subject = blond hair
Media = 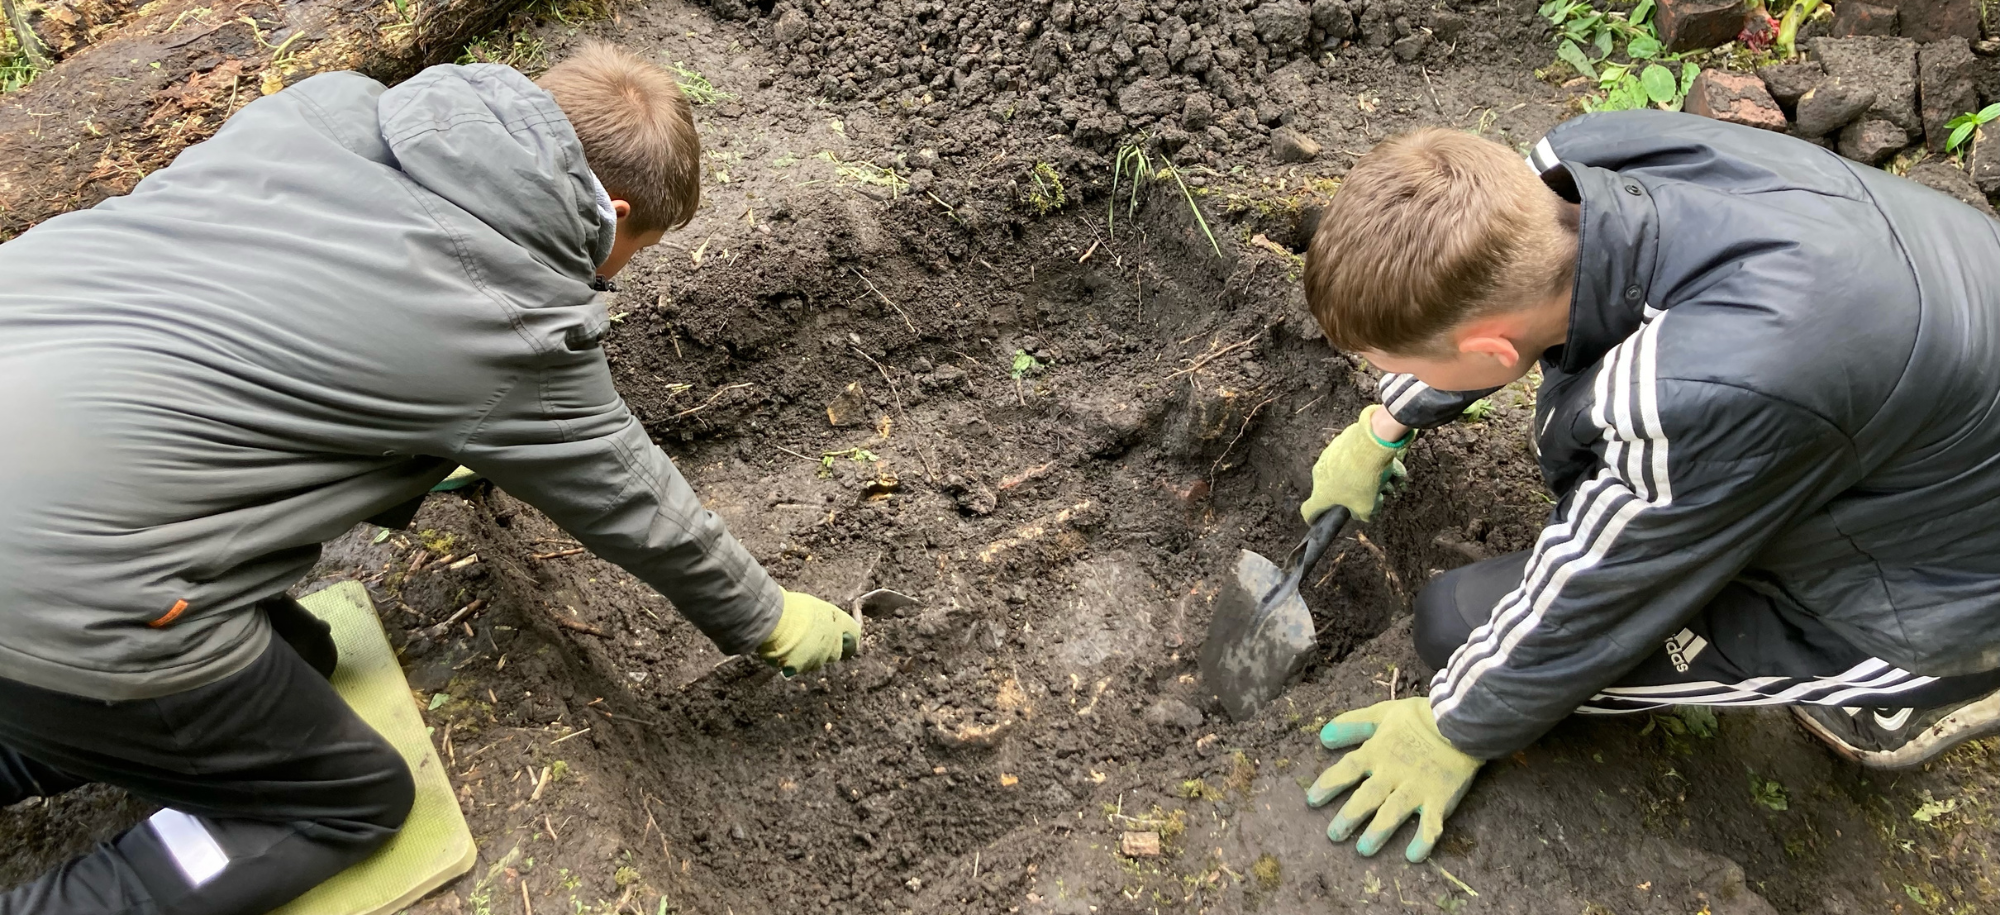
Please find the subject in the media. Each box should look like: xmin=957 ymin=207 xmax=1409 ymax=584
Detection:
xmin=1303 ymin=129 xmax=1576 ymax=356
xmin=538 ymin=42 xmax=702 ymax=232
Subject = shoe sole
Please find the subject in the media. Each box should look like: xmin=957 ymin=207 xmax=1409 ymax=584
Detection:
xmin=1792 ymin=690 xmax=2000 ymax=770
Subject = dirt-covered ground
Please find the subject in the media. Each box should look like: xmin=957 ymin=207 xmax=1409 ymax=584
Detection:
xmin=8 ymin=0 xmax=2000 ymax=913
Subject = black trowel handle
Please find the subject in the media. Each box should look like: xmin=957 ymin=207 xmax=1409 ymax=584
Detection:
xmin=1286 ymin=506 xmax=1352 ymax=585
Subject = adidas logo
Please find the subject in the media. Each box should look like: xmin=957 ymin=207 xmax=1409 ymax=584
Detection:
xmin=1665 ymin=628 xmax=1709 ymax=673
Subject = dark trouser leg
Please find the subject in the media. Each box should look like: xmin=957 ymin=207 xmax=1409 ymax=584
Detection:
xmin=1412 ymin=550 xmax=2000 ymax=713
xmin=0 ymin=634 xmax=414 ymax=915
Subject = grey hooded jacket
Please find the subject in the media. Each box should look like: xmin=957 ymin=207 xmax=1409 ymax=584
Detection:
xmin=1378 ymin=112 xmax=2000 ymax=758
xmin=0 ymin=64 xmax=782 ymax=701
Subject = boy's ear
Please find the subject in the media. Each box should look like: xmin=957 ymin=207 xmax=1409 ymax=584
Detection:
xmin=611 ymin=199 xmax=632 ymax=222
xmin=1457 ymin=332 xmax=1521 ymax=367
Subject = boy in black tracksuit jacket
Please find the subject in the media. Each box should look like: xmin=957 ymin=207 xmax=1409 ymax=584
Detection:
xmin=1292 ymin=110 xmax=2000 ymax=863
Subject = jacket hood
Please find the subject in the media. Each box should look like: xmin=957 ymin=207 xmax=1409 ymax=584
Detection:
xmin=377 ymin=64 xmax=616 ymax=279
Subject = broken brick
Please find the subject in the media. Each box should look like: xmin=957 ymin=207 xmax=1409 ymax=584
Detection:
xmin=1120 ymin=831 xmax=1163 ymax=858
xmin=1828 ymin=0 xmax=1898 ymax=36
xmin=1918 ymin=38 xmax=1980 ymax=153
xmin=1896 ymin=0 xmax=1983 ymax=42
xmin=1683 ymin=70 xmax=1789 ymax=132
xmin=1838 ymin=119 xmax=1910 ymax=165
xmin=1655 ymin=0 xmax=1748 ymax=52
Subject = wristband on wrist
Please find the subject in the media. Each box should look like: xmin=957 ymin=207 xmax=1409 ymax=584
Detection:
xmin=1368 ymin=425 xmax=1415 ymax=450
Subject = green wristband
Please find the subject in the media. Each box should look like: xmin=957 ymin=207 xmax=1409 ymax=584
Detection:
xmin=1368 ymin=426 xmax=1415 ymax=450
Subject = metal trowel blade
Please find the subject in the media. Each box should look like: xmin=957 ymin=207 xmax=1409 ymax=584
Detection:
xmin=1199 ymin=548 xmax=1318 ymax=721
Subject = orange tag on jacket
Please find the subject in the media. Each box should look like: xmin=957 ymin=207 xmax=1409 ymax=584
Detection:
xmin=149 ymin=599 xmax=190 ymax=628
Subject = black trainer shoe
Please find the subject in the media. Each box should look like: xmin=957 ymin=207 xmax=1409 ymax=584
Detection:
xmin=1792 ymin=689 xmax=2000 ymax=769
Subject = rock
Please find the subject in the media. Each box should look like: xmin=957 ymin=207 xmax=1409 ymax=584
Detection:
xmin=1252 ymin=0 xmax=1313 ymax=49
xmin=1145 ymin=698 xmax=1206 ymax=731
xmin=772 ymin=6 xmax=810 ymax=44
xmin=1683 ymin=70 xmax=1789 ymax=132
xmin=1897 ymin=0 xmax=1982 ymax=42
xmin=1793 ymin=78 xmax=1876 ymax=137
xmin=1905 ymin=161 xmax=1998 ymax=215
xmin=1972 ymin=126 xmax=2000 ymax=197
xmin=825 ymin=382 xmax=869 ymax=427
xmin=1828 ymin=0 xmax=1897 ymax=36
xmin=1119 ymin=831 xmax=1162 ymax=858
xmin=1656 ymin=0 xmax=1747 ymax=52
xmin=1810 ymin=37 xmax=1922 ymax=135
xmin=1918 ymin=38 xmax=1980 ymax=153
xmin=1271 ymin=126 xmax=1323 ymax=162
xmin=1755 ymin=60 xmax=1824 ymax=110
xmin=1838 ymin=118 xmax=1910 ymax=164
xmin=1392 ymin=30 xmax=1431 ymax=60
xmin=1311 ymin=0 xmax=1355 ymax=39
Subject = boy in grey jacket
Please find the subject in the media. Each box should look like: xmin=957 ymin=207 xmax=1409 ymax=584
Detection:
xmin=1297 ymin=114 xmax=2000 ymax=864
xmin=0 ymin=43 xmax=858 ymax=914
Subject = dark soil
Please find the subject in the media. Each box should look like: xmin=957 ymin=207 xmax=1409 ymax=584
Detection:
xmin=7 ymin=0 xmax=2000 ymax=913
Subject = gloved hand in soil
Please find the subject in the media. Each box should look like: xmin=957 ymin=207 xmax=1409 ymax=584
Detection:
xmin=1300 ymin=405 xmax=1411 ymax=524
xmin=1306 ymin=696 xmax=1482 ymax=863
xmin=756 ymin=591 xmax=861 ymax=677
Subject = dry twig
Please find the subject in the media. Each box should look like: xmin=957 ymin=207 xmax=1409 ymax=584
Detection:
xmin=848 ymin=266 xmax=917 ymax=334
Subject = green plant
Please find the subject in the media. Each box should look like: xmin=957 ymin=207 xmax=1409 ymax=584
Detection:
xmin=1157 ymin=162 xmax=1223 ymax=258
xmin=1027 ymin=161 xmax=1067 ymax=214
xmin=1946 ymin=103 xmax=2000 ymax=154
xmin=1010 ymin=350 xmax=1045 ymax=379
xmin=2 ymin=0 xmax=48 ymax=93
xmin=1773 ymin=0 xmax=1824 ymax=58
xmin=817 ymin=447 xmax=878 ymax=476
xmin=1749 ymin=772 xmax=1789 ymax=812
xmin=1108 ymin=144 xmax=1152 ymax=237
xmin=668 ymin=62 xmax=729 ymax=105
xmin=1541 ymin=0 xmax=1700 ymax=112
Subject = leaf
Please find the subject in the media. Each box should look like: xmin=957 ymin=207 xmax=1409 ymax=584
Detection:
xmin=1594 ymin=27 xmax=1616 ymax=59
xmin=1949 ymin=122 xmax=1976 ymax=152
xmin=372 ymin=529 xmax=392 ymax=544
xmin=1640 ymin=63 xmax=1678 ymax=104
xmin=1630 ymin=0 xmax=1654 ymax=24
xmin=1627 ymin=34 xmax=1661 ymax=58
xmin=1558 ymin=40 xmax=1597 ymax=79
xmin=1602 ymin=75 xmax=1648 ymax=111
xmin=1980 ymin=102 xmax=2000 ymax=122
xmin=1947 ymin=113 xmax=1978 ymax=129
xmin=1679 ymin=62 xmax=1701 ymax=101
xmin=428 ymin=692 xmax=450 ymax=710
xmin=1912 ymin=797 xmax=1958 ymax=823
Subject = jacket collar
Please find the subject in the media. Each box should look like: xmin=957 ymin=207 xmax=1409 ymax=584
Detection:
xmin=1544 ymin=161 xmax=1662 ymax=375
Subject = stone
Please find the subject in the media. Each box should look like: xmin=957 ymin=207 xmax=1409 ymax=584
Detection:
xmin=1145 ymin=698 xmax=1206 ymax=731
xmin=1838 ymin=118 xmax=1910 ymax=164
xmin=1311 ymin=0 xmax=1356 ymax=39
xmin=1918 ymin=38 xmax=1980 ymax=152
xmin=1252 ymin=0 xmax=1313 ymax=49
xmin=1793 ymin=78 xmax=1877 ymax=136
xmin=1271 ymin=126 xmax=1322 ymax=162
xmin=1392 ymin=30 xmax=1431 ymax=59
xmin=1828 ymin=0 xmax=1898 ymax=36
xmin=1756 ymin=60 xmax=1824 ymax=110
xmin=1120 ymin=831 xmax=1162 ymax=858
xmin=1683 ymin=70 xmax=1789 ymax=131
xmin=1810 ymin=37 xmax=1922 ymax=134
xmin=772 ymin=7 xmax=810 ymax=44
xmin=1656 ymin=0 xmax=1748 ymax=52
xmin=1973 ymin=126 xmax=2000 ymax=197
xmin=1905 ymin=161 xmax=1998 ymax=215
xmin=1897 ymin=0 xmax=1982 ymax=42
xmin=1116 ymin=77 xmax=1179 ymax=118
xmin=825 ymin=382 xmax=869 ymax=427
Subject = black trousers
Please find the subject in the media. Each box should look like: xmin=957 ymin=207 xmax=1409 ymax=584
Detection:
xmin=1415 ymin=551 xmax=2000 ymax=714
xmin=0 ymin=597 xmax=414 ymax=915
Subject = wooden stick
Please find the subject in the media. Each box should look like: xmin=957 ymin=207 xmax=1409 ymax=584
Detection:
xmin=531 ymin=547 xmax=587 ymax=561
xmin=555 ymin=617 xmax=608 ymax=638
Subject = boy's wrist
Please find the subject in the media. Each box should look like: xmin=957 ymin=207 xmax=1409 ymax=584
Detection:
xmin=1367 ymin=407 xmax=1414 ymax=449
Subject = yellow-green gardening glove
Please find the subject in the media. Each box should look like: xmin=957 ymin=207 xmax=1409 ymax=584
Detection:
xmin=756 ymin=591 xmax=861 ymax=677
xmin=1306 ymin=697 xmax=1482 ymax=863
xmin=1300 ymin=405 xmax=1411 ymax=524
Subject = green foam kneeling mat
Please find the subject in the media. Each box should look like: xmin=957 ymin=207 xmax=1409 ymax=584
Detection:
xmin=272 ymin=581 xmax=476 ymax=915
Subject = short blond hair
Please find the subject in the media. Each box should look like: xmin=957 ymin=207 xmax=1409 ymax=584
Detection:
xmin=1303 ymin=129 xmax=1576 ymax=356
xmin=538 ymin=42 xmax=702 ymax=233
